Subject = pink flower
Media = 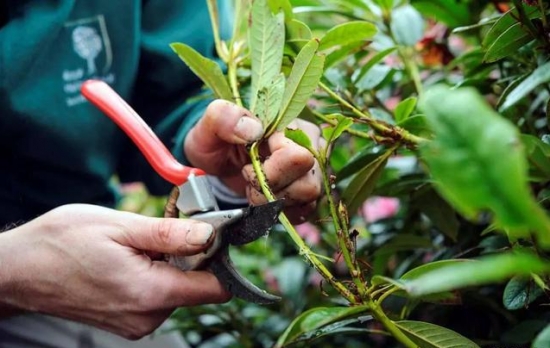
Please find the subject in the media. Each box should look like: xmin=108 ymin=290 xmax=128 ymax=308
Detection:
xmin=362 ymin=197 xmax=400 ymax=223
xmin=295 ymin=222 xmax=321 ymax=245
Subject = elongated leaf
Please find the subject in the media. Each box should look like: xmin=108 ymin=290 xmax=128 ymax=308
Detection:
xmin=533 ymin=325 xmax=550 ymax=348
xmin=404 ymin=251 xmax=550 ymax=297
xmin=521 ymin=134 xmax=550 ymax=182
xmin=503 ymin=320 xmax=548 ymax=345
xmin=482 ymin=4 xmax=539 ymax=49
xmin=500 ymin=61 xmax=550 ymax=111
xmin=274 ymin=306 xmax=370 ymax=347
xmin=419 ymin=86 xmax=550 ymax=246
xmin=411 ymin=0 xmax=472 ymax=28
xmin=394 ymin=97 xmax=417 ymax=123
xmin=483 ymin=22 xmax=533 ymax=63
xmin=249 ymin=0 xmax=285 ymax=111
xmin=395 ymin=320 xmax=479 ymax=348
xmin=325 ymin=41 xmax=367 ymax=70
xmin=413 ymin=187 xmax=459 ymax=241
xmin=400 ymin=260 xmax=474 ymax=281
xmin=503 ymin=276 xmax=545 ymax=310
xmin=286 ymin=19 xmax=311 ymax=41
xmin=321 ymin=114 xmax=354 ymax=145
xmin=342 ymin=147 xmax=393 ymax=213
xmin=390 ymin=5 xmax=425 ymax=46
xmin=171 ymin=43 xmax=232 ymax=100
xmin=353 ymin=47 xmax=397 ymax=83
xmin=319 ymin=21 xmax=377 ymax=51
xmin=254 ymin=73 xmax=285 ymax=127
xmin=273 ymin=39 xmax=325 ymax=133
xmin=285 ymin=128 xmax=314 ymax=153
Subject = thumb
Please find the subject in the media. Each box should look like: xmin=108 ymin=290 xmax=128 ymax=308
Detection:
xmin=114 ymin=216 xmax=215 ymax=256
xmin=185 ymin=100 xmax=264 ymax=157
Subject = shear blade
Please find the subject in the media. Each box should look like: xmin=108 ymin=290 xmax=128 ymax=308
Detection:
xmin=224 ymin=200 xmax=284 ymax=246
xmin=210 ymin=248 xmax=281 ymax=304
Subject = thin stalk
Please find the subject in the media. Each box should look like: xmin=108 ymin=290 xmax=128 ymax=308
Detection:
xmin=316 ymin=155 xmax=368 ymax=299
xmin=539 ymin=0 xmax=548 ymax=30
xmin=399 ymin=46 xmax=424 ymax=96
xmin=319 ymin=82 xmax=426 ymax=146
xmin=206 ymin=0 xmax=227 ymax=61
xmin=249 ymin=142 xmax=357 ymax=303
xmin=368 ymin=300 xmax=418 ymax=348
xmin=228 ymin=59 xmax=243 ymax=107
xmin=312 ymin=110 xmax=374 ymax=140
xmin=376 ymin=286 xmax=400 ymax=305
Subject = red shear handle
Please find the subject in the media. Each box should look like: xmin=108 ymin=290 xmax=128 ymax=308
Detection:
xmin=81 ymin=80 xmax=205 ymax=186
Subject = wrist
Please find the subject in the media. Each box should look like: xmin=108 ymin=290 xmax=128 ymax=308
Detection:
xmin=0 ymin=229 xmax=26 ymax=316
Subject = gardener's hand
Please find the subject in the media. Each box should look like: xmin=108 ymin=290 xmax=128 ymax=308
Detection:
xmin=184 ymin=100 xmax=323 ymax=223
xmin=0 ymin=204 xmax=230 ymax=339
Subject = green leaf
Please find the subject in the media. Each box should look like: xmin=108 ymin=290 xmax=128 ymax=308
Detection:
xmin=521 ymin=134 xmax=550 ymax=182
xmin=404 ymin=251 xmax=550 ymax=297
xmin=286 ymin=19 xmax=312 ymax=41
xmin=355 ymin=65 xmax=393 ymax=91
xmin=341 ymin=147 xmax=393 ymax=213
xmin=500 ymin=61 xmax=550 ymax=111
xmin=272 ymin=257 xmax=307 ymax=298
xmin=503 ymin=320 xmax=548 ymax=345
xmin=394 ymin=97 xmax=417 ymax=123
xmin=325 ymin=41 xmax=368 ymax=70
xmin=397 ymin=115 xmax=433 ymax=138
xmin=372 ymin=0 xmax=395 ymax=11
xmin=268 ymin=0 xmax=293 ymax=21
xmin=400 ymin=259 xmax=474 ymax=281
xmin=170 ymin=43 xmax=232 ymax=101
xmin=533 ymin=325 xmax=550 ymax=348
xmin=411 ymin=0 xmax=471 ymax=28
xmin=321 ymin=114 xmax=354 ymax=145
xmin=353 ymin=47 xmax=397 ymax=83
xmin=390 ymin=5 xmax=425 ymax=46
xmin=319 ymin=21 xmax=377 ymax=51
xmin=395 ymin=320 xmax=480 ymax=348
xmin=273 ymin=39 xmax=325 ymax=133
xmin=419 ymin=85 xmax=550 ymax=246
xmin=483 ymin=22 xmax=534 ymax=63
xmin=274 ymin=306 xmax=370 ymax=347
xmin=285 ymin=128 xmax=315 ymax=153
xmin=503 ymin=276 xmax=545 ymax=310
xmin=254 ymin=73 xmax=286 ymax=128
xmin=249 ymin=0 xmax=285 ymax=112
xmin=482 ymin=4 xmax=539 ymax=49
xmin=292 ymin=318 xmax=374 ymax=345
xmin=413 ymin=187 xmax=459 ymax=241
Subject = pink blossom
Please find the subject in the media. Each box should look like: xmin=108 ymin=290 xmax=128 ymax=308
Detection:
xmin=362 ymin=196 xmax=400 ymax=223
xmin=295 ymin=222 xmax=321 ymax=245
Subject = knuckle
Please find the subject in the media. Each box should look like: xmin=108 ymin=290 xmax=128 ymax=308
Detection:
xmin=153 ymin=218 xmax=175 ymax=246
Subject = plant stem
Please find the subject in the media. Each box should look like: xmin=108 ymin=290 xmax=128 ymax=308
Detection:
xmin=316 ymin=155 xmax=368 ymax=299
xmin=539 ymin=0 xmax=548 ymax=30
xmin=376 ymin=286 xmax=400 ymax=305
xmin=399 ymin=46 xmax=424 ymax=96
xmin=368 ymin=300 xmax=418 ymax=348
xmin=248 ymin=142 xmax=357 ymax=303
xmin=319 ymin=82 xmax=426 ymax=146
xmin=206 ymin=0 xmax=226 ymax=61
xmin=228 ymin=59 xmax=243 ymax=107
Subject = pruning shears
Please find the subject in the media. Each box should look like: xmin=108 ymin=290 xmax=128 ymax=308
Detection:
xmin=81 ymin=80 xmax=282 ymax=305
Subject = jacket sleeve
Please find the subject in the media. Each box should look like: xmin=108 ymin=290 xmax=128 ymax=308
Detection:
xmin=117 ymin=0 xmax=232 ymax=195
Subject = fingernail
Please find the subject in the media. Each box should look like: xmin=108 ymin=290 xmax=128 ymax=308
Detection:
xmin=234 ymin=116 xmax=264 ymax=142
xmin=186 ymin=223 xmax=214 ymax=246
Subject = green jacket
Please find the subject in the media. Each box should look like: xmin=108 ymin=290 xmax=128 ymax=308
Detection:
xmin=0 ymin=1 xmax=231 ymax=226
